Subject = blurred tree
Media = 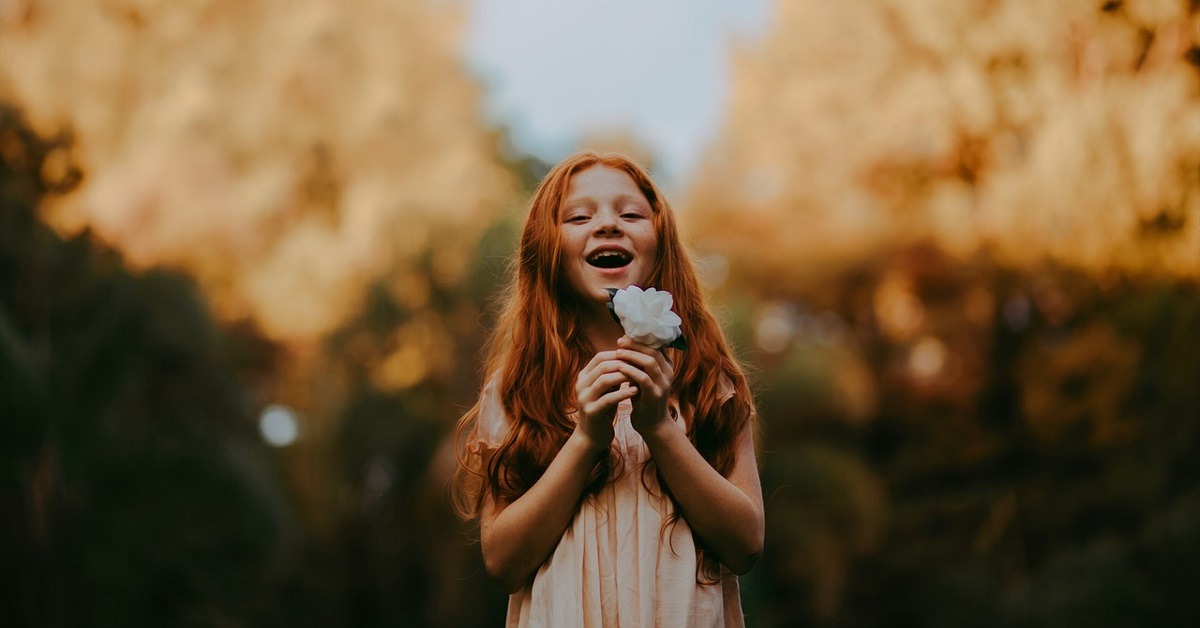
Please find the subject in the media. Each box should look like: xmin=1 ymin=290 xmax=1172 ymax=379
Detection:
xmin=0 ymin=0 xmax=517 ymax=341
xmin=718 ymin=242 xmax=1200 ymax=627
xmin=687 ymin=0 xmax=1200 ymax=286
xmin=2 ymin=3 xmax=531 ymax=622
xmin=310 ymin=199 xmax=529 ymax=626
xmin=1 ymin=11 xmax=526 ymax=614
xmin=684 ymin=3 xmax=1200 ymax=623
xmin=576 ymin=128 xmax=661 ymax=176
xmin=1 ymin=103 xmax=316 ymax=627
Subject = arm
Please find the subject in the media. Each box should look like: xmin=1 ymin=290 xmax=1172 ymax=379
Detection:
xmin=640 ymin=413 xmax=764 ymax=575
xmin=614 ymin=337 xmax=765 ymax=574
xmin=480 ymin=430 xmax=607 ymax=593
xmin=480 ymin=352 xmax=636 ymax=593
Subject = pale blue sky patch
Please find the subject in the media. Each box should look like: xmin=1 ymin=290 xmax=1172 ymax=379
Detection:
xmin=465 ymin=0 xmax=773 ymax=189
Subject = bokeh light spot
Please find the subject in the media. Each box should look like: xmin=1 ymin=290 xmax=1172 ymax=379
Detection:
xmin=755 ymin=302 xmax=795 ymax=353
xmin=259 ymin=404 xmax=300 ymax=447
xmin=908 ymin=336 xmax=948 ymax=380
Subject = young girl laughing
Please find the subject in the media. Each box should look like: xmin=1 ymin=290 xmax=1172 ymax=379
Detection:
xmin=455 ymin=152 xmax=763 ymax=627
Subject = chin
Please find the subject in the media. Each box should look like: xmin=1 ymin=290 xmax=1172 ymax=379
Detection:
xmin=572 ymin=266 xmax=647 ymax=303
xmin=593 ymin=281 xmax=627 ymax=296
xmin=591 ymin=284 xmax=619 ymax=300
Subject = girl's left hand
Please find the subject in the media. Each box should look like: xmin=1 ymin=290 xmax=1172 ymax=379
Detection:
xmin=615 ymin=336 xmax=674 ymax=434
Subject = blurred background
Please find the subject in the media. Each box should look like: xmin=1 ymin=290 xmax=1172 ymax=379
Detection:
xmin=2 ymin=0 xmax=1199 ymax=626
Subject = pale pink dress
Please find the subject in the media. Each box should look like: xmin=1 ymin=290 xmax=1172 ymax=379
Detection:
xmin=472 ymin=380 xmax=745 ymax=628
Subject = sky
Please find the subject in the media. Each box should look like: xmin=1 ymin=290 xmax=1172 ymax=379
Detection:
xmin=464 ymin=0 xmax=774 ymax=188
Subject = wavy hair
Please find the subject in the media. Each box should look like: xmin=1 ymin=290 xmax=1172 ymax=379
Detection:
xmin=452 ymin=152 xmax=755 ymax=536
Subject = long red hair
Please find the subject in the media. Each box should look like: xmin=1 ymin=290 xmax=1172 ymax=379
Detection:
xmin=452 ymin=152 xmax=755 ymax=522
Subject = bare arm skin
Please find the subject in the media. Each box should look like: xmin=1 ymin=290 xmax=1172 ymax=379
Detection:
xmin=614 ymin=336 xmax=765 ymax=574
xmin=479 ymin=352 xmax=635 ymax=593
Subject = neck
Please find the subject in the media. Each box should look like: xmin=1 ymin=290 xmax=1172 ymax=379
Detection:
xmin=580 ymin=301 xmax=625 ymax=351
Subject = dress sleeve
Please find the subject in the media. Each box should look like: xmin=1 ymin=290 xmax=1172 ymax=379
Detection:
xmin=717 ymin=372 xmax=759 ymax=427
xmin=716 ymin=372 xmax=738 ymax=405
xmin=468 ymin=377 xmax=511 ymax=455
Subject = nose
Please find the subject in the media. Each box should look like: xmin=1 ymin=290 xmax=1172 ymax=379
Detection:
xmin=593 ymin=207 xmax=622 ymax=235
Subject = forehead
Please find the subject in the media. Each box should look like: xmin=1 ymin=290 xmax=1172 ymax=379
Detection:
xmin=565 ymin=165 xmax=645 ymax=202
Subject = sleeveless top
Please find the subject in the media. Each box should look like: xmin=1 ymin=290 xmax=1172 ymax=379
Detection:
xmin=469 ymin=379 xmax=745 ymax=627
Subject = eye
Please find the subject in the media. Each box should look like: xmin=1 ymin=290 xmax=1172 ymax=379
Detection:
xmin=565 ymin=214 xmax=590 ymax=224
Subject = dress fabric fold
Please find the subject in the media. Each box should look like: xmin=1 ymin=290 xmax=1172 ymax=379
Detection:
xmin=473 ymin=381 xmax=744 ymax=628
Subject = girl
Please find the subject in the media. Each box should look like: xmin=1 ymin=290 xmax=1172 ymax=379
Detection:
xmin=454 ymin=152 xmax=764 ymax=627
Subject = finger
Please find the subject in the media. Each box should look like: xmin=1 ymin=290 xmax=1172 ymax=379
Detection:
xmin=619 ymin=338 xmax=674 ymax=375
xmin=654 ymin=348 xmax=673 ymax=378
xmin=613 ymin=361 xmax=654 ymax=391
xmin=584 ymin=371 xmax=629 ymax=398
xmin=617 ymin=335 xmax=654 ymax=353
xmin=614 ymin=341 xmax=656 ymax=367
xmin=581 ymin=351 xmax=620 ymax=376
xmin=584 ymin=384 xmax=639 ymax=417
xmin=596 ymin=383 xmax=639 ymax=406
xmin=618 ymin=336 xmax=666 ymax=362
xmin=585 ymin=359 xmax=632 ymax=386
xmin=615 ymin=348 xmax=665 ymax=383
xmin=578 ymin=352 xmax=622 ymax=387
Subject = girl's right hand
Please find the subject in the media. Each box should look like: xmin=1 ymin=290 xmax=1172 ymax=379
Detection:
xmin=573 ymin=350 xmax=638 ymax=450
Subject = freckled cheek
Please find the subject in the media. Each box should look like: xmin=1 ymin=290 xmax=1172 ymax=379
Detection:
xmin=560 ymin=233 xmax=584 ymax=260
xmin=641 ymin=239 xmax=659 ymax=265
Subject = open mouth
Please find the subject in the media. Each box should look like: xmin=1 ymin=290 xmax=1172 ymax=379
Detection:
xmin=586 ymin=249 xmax=632 ymax=269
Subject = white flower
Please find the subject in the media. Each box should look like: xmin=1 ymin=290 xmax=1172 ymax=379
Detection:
xmin=610 ymin=285 xmax=684 ymax=349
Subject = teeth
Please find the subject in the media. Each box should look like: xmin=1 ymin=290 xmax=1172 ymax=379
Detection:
xmin=587 ymin=250 xmax=631 ymax=268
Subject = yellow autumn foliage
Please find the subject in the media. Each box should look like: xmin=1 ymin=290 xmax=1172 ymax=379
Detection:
xmin=0 ymin=0 xmax=515 ymax=339
xmin=686 ymin=0 xmax=1200 ymax=283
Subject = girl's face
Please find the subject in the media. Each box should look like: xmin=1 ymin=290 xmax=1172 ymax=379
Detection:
xmin=559 ymin=165 xmax=659 ymax=308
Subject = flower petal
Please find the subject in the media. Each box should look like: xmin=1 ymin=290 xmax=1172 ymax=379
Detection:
xmin=610 ymin=285 xmax=685 ymax=349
